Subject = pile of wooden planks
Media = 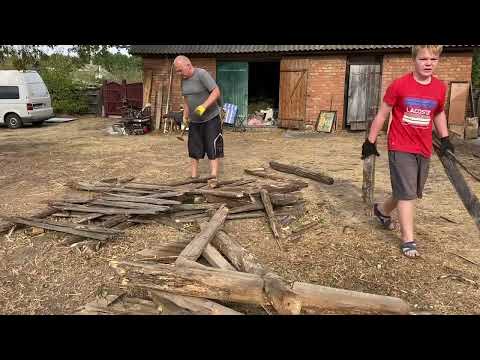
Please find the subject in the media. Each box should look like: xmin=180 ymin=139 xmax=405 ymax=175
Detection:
xmin=77 ymin=206 xmax=411 ymax=315
xmin=1 ymin=167 xmax=313 ymax=251
xmin=70 ymin=170 xmax=409 ymax=315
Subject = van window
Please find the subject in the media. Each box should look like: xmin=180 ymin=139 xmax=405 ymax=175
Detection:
xmin=0 ymin=86 xmax=20 ymax=99
xmin=27 ymin=83 xmax=49 ymax=98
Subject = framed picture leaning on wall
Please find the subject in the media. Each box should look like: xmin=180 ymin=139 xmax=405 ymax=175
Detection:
xmin=315 ymin=111 xmax=336 ymax=133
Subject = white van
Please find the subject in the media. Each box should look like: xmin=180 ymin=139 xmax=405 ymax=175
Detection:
xmin=0 ymin=70 xmax=54 ymax=128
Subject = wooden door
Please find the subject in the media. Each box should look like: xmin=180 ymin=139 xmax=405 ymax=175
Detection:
xmin=216 ymin=62 xmax=249 ymax=123
xmin=346 ymin=64 xmax=381 ymax=131
xmin=448 ymin=82 xmax=470 ymax=125
xmin=278 ymin=59 xmax=309 ymax=129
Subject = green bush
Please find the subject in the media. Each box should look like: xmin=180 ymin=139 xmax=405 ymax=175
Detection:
xmin=38 ymin=55 xmax=89 ymax=115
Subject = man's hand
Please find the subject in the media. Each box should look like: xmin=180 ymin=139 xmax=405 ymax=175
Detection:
xmin=195 ymin=105 xmax=206 ymax=117
xmin=361 ymin=139 xmax=380 ymax=159
xmin=440 ymin=136 xmax=455 ymax=156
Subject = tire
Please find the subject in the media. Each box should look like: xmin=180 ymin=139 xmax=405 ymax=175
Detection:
xmin=5 ymin=114 xmax=23 ymax=129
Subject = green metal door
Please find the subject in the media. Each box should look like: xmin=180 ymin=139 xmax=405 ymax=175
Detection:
xmin=216 ymin=62 xmax=248 ymax=123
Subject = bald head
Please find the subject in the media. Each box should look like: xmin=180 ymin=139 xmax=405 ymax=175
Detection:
xmin=174 ymin=55 xmax=191 ymax=66
xmin=174 ymin=55 xmax=194 ymax=79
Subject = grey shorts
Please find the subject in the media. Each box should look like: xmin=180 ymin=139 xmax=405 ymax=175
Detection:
xmin=388 ymin=151 xmax=430 ymax=200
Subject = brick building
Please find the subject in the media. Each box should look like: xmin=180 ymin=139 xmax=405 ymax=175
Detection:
xmin=130 ymin=45 xmax=475 ymax=132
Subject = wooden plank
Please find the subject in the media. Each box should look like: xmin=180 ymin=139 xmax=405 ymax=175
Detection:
xmin=29 ymin=218 xmax=123 ymax=235
xmin=74 ymin=213 xmax=104 ymax=224
xmin=150 ymin=290 xmax=242 ymax=315
xmin=0 ymin=207 xmax=58 ymax=234
xmin=269 ymin=161 xmax=334 ymax=185
xmin=171 ymin=203 xmax=222 ymax=212
xmin=433 ymin=136 xmax=480 ymax=231
xmin=112 ymin=260 xmax=409 ymax=315
xmin=448 ymin=82 xmax=470 ymax=126
xmin=154 ymin=85 xmax=164 ymax=132
xmin=187 ymin=189 xmax=245 ymax=199
xmin=143 ymin=69 xmax=153 ymax=107
xmin=227 ymin=211 xmax=265 ymax=220
xmin=175 ymin=205 xmax=229 ymax=264
xmin=260 ymin=190 xmax=282 ymax=249
xmin=90 ymin=199 xmax=170 ymax=212
xmin=210 ymin=230 xmax=409 ymax=315
xmin=51 ymin=204 xmax=159 ymax=215
xmin=99 ymin=195 xmax=181 ymax=205
xmin=8 ymin=217 xmax=111 ymax=241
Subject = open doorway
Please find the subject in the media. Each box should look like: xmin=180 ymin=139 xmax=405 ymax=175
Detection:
xmin=248 ymin=61 xmax=280 ymax=126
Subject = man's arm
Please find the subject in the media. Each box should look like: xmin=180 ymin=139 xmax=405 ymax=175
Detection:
xmin=367 ymin=101 xmax=393 ymax=143
xmin=183 ymin=96 xmax=190 ymax=124
xmin=201 ymin=86 xmax=221 ymax=110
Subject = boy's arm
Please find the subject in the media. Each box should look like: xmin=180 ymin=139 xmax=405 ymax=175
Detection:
xmin=367 ymin=101 xmax=393 ymax=143
xmin=433 ymin=110 xmax=449 ymax=138
xmin=433 ymin=110 xmax=454 ymax=155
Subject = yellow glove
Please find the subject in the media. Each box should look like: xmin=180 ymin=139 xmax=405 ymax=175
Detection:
xmin=194 ymin=105 xmax=206 ymax=117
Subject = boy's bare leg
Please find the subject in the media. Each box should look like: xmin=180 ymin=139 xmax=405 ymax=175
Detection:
xmin=397 ymin=199 xmax=418 ymax=257
xmin=380 ymin=197 xmax=398 ymax=215
xmin=191 ymin=159 xmax=199 ymax=178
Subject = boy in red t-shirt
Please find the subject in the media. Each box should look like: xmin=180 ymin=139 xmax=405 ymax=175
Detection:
xmin=362 ymin=45 xmax=454 ymax=258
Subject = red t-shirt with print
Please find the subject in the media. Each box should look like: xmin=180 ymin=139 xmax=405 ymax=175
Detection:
xmin=384 ymin=72 xmax=447 ymax=158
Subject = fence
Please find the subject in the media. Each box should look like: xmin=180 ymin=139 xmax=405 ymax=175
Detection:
xmin=102 ymin=80 xmax=143 ymax=117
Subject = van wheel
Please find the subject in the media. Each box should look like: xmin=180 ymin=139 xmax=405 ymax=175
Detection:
xmin=5 ymin=114 xmax=23 ymax=129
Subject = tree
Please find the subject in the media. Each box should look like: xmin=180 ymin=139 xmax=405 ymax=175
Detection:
xmin=472 ymin=48 xmax=480 ymax=89
xmin=0 ymin=45 xmax=127 ymax=70
xmin=38 ymin=54 xmax=89 ymax=114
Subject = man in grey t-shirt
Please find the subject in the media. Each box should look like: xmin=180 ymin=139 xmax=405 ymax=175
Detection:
xmin=174 ymin=55 xmax=223 ymax=186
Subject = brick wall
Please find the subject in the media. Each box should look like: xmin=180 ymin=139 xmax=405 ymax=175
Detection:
xmin=141 ymin=51 xmax=472 ymax=131
xmin=306 ymin=56 xmax=347 ymax=129
xmin=143 ymin=57 xmax=216 ymax=112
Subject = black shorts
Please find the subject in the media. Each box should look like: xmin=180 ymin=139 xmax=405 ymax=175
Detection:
xmin=389 ymin=151 xmax=430 ymax=200
xmin=188 ymin=116 xmax=224 ymax=160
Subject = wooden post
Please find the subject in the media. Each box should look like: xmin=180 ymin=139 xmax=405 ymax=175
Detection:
xmin=143 ymin=69 xmax=153 ymax=107
xmin=269 ymin=161 xmax=334 ymax=185
xmin=155 ymin=84 xmax=164 ymax=132
xmin=164 ymin=59 xmax=174 ymax=134
xmin=362 ymin=70 xmax=375 ymax=214
xmin=175 ymin=205 xmax=229 ymax=265
xmin=433 ymin=136 xmax=480 ymax=232
xmin=121 ymin=79 xmax=127 ymax=104
xmin=209 ymin=230 xmax=410 ymax=314
xmin=111 ymin=260 xmax=410 ymax=315
xmin=150 ymin=290 xmax=242 ymax=315
xmin=259 ymin=190 xmax=282 ymax=250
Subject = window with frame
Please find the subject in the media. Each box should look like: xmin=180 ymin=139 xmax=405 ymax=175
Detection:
xmin=0 ymin=86 xmax=20 ymax=99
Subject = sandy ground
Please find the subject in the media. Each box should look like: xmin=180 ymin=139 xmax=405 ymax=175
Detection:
xmin=1 ymin=116 xmax=480 ymax=314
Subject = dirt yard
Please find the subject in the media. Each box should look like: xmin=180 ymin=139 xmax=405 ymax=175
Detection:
xmin=1 ymin=116 xmax=480 ymax=315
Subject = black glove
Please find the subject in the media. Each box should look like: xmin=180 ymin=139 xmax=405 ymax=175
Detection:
xmin=440 ymin=136 xmax=454 ymax=156
xmin=361 ymin=139 xmax=380 ymax=160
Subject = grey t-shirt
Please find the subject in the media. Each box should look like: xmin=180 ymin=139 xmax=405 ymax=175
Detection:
xmin=181 ymin=68 xmax=220 ymax=123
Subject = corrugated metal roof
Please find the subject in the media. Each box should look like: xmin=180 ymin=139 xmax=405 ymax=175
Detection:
xmin=129 ymin=45 xmax=475 ymax=55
